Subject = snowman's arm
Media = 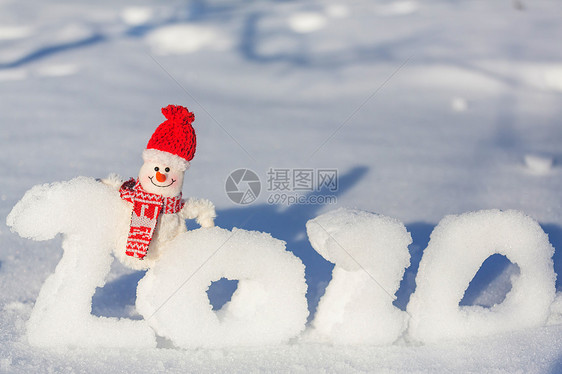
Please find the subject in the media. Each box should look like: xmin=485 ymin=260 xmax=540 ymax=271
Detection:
xmin=99 ymin=173 xmax=124 ymax=190
xmin=180 ymin=198 xmax=216 ymax=228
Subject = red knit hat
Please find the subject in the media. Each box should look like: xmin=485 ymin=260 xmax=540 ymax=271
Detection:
xmin=143 ymin=105 xmax=196 ymax=170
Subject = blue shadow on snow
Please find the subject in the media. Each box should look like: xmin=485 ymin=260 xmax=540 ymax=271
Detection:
xmin=0 ymin=34 xmax=105 ymax=70
xmin=92 ymin=271 xmax=145 ymax=319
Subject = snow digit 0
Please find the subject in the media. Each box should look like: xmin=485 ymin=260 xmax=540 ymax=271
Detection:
xmin=306 ymin=208 xmax=412 ymax=344
xmin=407 ymin=209 xmax=556 ymax=343
xmin=6 ymin=177 xmax=157 ymax=348
xmin=136 ymin=226 xmax=308 ymax=348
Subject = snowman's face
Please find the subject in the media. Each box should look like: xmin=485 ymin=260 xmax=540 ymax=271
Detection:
xmin=138 ymin=161 xmax=185 ymax=197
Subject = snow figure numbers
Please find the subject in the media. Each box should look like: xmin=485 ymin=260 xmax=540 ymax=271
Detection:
xmin=306 ymin=208 xmax=557 ymax=345
xmin=7 ymin=177 xmax=309 ymax=348
xmin=5 ymin=112 xmax=559 ymax=350
xmin=306 ymin=209 xmax=411 ymax=345
xmin=6 ymin=178 xmax=157 ymax=348
xmin=406 ymin=210 xmax=556 ymax=343
xmin=136 ymin=227 xmax=309 ymax=348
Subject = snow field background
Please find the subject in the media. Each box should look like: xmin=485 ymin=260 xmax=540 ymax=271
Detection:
xmin=1 ymin=0 xmax=562 ymax=372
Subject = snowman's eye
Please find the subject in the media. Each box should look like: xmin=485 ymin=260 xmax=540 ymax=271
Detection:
xmin=154 ymin=167 xmax=159 ymax=172
xmin=165 ymin=167 xmax=170 ymax=172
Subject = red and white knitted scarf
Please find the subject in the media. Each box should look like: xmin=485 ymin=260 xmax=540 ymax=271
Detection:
xmin=120 ymin=178 xmax=184 ymax=259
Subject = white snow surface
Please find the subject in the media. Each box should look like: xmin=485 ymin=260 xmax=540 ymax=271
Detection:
xmin=2 ymin=0 xmax=562 ymax=372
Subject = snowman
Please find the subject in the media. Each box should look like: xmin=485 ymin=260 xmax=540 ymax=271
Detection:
xmin=102 ymin=105 xmax=216 ymax=270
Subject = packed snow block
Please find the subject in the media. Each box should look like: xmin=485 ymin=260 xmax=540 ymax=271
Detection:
xmin=306 ymin=208 xmax=412 ymax=344
xmin=6 ymin=177 xmax=156 ymax=348
xmin=136 ymin=226 xmax=308 ymax=348
xmin=548 ymin=292 xmax=562 ymax=325
xmin=407 ymin=209 xmax=556 ymax=343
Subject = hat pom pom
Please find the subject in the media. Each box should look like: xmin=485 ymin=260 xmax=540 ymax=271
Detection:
xmin=161 ymin=105 xmax=194 ymax=126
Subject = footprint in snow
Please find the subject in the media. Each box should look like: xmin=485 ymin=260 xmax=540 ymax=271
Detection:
xmin=374 ymin=1 xmax=419 ymax=16
xmin=524 ymin=154 xmax=554 ymax=175
xmin=288 ymin=12 xmax=327 ymax=34
xmin=325 ymin=4 xmax=350 ymax=19
xmin=544 ymin=67 xmax=562 ymax=92
xmin=120 ymin=6 xmax=153 ymax=26
xmin=0 ymin=69 xmax=28 ymax=81
xmin=146 ymin=24 xmax=231 ymax=55
xmin=35 ymin=64 xmax=79 ymax=78
xmin=0 ymin=26 xmax=33 ymax=40
xmin=451 ymin=97 xmax=468 ymax=112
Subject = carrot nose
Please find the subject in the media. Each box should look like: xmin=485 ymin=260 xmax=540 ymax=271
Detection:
xmin=155 ymin=171 xmax=167 ymax=183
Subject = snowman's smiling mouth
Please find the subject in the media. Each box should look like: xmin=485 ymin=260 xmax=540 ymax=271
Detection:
xmin=148 ymin=176 xmax=176 ymax=188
